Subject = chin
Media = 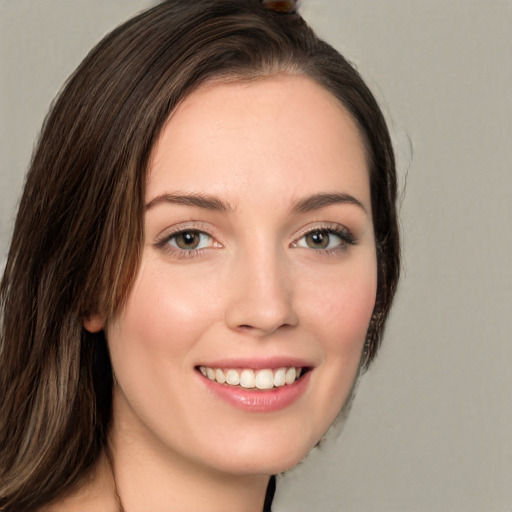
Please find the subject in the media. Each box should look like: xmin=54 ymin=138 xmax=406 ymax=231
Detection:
xmin=209 ymin=445 xmax=313 ymax=477
xmin=194 ymin=416 xmax=333 ymax=477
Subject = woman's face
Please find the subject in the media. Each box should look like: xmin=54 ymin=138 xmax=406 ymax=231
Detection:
xmin=100 ymin=75 xmax=376 ymax=476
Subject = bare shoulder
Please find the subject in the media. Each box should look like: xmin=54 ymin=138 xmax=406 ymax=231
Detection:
xmin=36 ymin=454 xmax=118 ymax=512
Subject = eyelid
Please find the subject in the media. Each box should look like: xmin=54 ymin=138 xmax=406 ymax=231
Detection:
xmin=155 ymin=221 xmax=218 ymax=241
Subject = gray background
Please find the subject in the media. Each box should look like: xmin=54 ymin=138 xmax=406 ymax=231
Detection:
xmin=1 ymin=1 xmax=511 ymax=511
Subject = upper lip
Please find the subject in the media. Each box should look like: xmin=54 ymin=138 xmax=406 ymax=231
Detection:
xmin=196 ymin=357 xmax=314 ymax=370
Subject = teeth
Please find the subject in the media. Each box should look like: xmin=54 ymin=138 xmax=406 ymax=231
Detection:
xmin=199 ymin=366 xmax=303 ymax=389
xmin=226 ymin=369 xmax=240 ymax=386
xmin=215 ymin=369 xmax=226 ymax=384
xmin=285 ymin=367 xmax=296 ymax=385
xmin=255 ymin=369 xmax=274 ymax=390
xmin=273 ymin=367 xmax=286 ymax=387
xmin=240 ymin=369 xmax=255 ymax=389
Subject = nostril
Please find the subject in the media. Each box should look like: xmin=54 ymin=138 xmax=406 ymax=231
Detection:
xmin=235 ymin=322 xmax=294 ymax=335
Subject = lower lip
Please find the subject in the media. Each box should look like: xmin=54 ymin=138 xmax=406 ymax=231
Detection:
xmin=199 ymin=371 xmax=311 ymax=413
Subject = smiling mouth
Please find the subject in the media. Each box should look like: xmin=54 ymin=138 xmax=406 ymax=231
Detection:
xmin=197 ymin=366 xmax=307 ymax=390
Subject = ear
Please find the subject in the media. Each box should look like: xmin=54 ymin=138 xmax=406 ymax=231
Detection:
xmin=83 ymin=314 xmax=105 ymax=333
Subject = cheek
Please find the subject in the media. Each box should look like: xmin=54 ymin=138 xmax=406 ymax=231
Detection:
xmin=329 ymin=276 xmax=376 ymax=348
xmin=301 ymin=257 xmax=377 ymax=430
xmin=306 ymin=257 xmax=377 ymax=350
xmin=110 ymin=260 xmax=223 ymax=357
xmin=104 ymin=260 xmax=226 ymax=437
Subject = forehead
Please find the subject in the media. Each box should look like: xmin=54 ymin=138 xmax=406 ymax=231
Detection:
xmin=147 ymin=74 xmax=370 ymax=208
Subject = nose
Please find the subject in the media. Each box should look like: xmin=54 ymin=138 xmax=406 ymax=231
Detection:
xmin=224 ymin=247 xmax=298 ymax=336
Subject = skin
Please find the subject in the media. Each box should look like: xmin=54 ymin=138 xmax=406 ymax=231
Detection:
xmin=81 ymin=74 xmax=377 ymax=511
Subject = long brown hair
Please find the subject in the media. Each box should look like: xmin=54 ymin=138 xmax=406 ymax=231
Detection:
xmin=0 ymin=1 xmax=400 ymax=510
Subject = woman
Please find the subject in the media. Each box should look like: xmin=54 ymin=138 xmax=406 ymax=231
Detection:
xmin=0 ymin=1 xmax=400 ymax=510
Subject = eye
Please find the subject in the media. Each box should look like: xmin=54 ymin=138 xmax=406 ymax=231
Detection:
xmin=297 ymin=230 xmax=341 ymax=250
xmin=167 ymin=230 xmax=214 ymax=251
xmin=294 ymin=227 xmax=354 ymax=251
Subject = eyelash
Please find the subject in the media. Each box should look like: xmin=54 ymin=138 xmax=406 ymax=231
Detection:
xmin=154 ymin=223 xmax=356 ymax=259
xmin=292 ymin=224 xmax=356 ymax=255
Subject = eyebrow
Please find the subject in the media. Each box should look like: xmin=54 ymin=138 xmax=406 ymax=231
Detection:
xmin=291 ymin=192 xmax=367 ymax=215
xmin=145 ymin=191 xmax=367 ymax=215
xmin=145 ymin=192 xmax=234 ymax=212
